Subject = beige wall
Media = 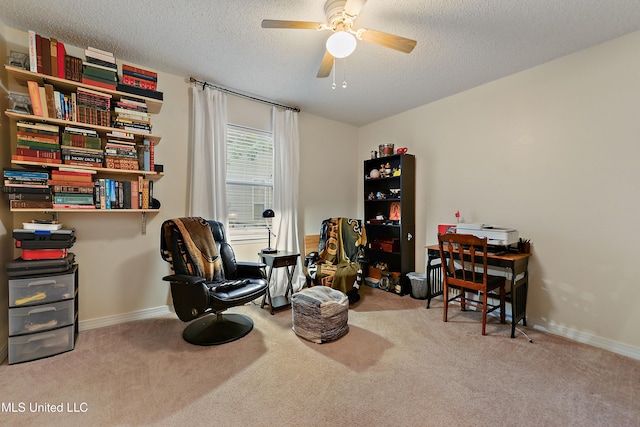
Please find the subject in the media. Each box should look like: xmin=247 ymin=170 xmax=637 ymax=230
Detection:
xmin=0 ymin=27 xmax=358 ymax=334
xmin=357 ymin=31 xmax=640 ymax=356
xmin=3 ymin=22 xmax=638 ymax=359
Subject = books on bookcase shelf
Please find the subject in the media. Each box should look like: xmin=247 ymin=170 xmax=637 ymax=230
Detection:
xmin=6 ymin=33 xmax=163 ymax=228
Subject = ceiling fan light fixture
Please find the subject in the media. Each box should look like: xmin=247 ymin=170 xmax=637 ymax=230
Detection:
xmin=326 ymin=31 xmax=357 ymax=58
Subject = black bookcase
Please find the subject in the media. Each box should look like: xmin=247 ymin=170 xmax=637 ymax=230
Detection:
xmin=363 ymin=154 xmax=415 ymax=294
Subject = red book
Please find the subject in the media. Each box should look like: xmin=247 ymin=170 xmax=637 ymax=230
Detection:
xmin=48 ymin=179 xmax=94 ymax=187
xmin=122 ymin=64 xmax=157 ymax=79
xmin=57 ymin=41 xmax=66 ymax=78
xmin=15 ymin=148 xmax=61 ymax=160
xmin=12 ymin=155 xmax=62 ymax=164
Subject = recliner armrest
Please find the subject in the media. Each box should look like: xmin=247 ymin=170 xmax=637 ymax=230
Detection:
xmin=162 ymin=274 xmax=207 ymax=286
xmin=236 ymin=261 xmax=267 ymax=279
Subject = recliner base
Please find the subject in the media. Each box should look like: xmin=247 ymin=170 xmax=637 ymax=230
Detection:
xmin=182 ymin=313 xmax=254 ymax=346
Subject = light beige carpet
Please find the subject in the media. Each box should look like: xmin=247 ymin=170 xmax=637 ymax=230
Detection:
xmin=1 ymin=285 xmax=639 ymax=426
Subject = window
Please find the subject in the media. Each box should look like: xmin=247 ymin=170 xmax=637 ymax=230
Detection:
xmin=226 ymin=124 xmax=273 ymax=241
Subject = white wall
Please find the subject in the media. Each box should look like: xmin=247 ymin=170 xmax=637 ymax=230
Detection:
xmin=357 ymin=31 xmax=640 ymax=356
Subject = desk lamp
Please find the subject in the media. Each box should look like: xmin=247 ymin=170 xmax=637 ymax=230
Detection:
xmin=262 ymin=209 xmax=277 ymax=253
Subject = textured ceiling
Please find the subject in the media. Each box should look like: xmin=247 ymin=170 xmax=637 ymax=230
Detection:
xmin=2 ymin=0 xmax=640 ymax=126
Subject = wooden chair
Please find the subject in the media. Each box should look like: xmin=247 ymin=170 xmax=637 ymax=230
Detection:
xmin=438 ymin=233 xmax=506 ymax=335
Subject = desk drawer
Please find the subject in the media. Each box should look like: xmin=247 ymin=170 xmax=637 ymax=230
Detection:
xmin=9 ymin=299 xmax=75 ymax=336
xmin=8 ymin=270 xmax=75 ymax=307
xmin=8 ymin=325 xmax=74 ymax=364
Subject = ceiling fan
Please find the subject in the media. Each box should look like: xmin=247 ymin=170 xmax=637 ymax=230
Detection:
xmin=261 ymin=0 xmax=417 ymax=78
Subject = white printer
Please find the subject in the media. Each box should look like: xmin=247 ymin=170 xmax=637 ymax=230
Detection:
xmin=455 ymin=223 xmax=519 ymax=246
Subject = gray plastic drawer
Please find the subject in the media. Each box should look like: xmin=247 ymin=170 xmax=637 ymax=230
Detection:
xmin=9 ymin=299 xmax=75 ymax=336
xmin=8 ymin=324 xmax=74 ymax=364
xmin=8 ymin=271 xmax=75 ymax=307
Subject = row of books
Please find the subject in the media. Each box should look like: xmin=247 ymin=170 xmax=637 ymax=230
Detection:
xmin=26 ymin=80 xmax=113 ymax=127
xmin=26 ymin=30 xmax=163 ymax=102
xmin=13 ymin=120 xmax=155 ymax=172
xmin=3 ymin=167 xmax=52 ymax=209
xmin=82 ymin=47 xmax=117 ymax=90
xmin=3 ymin=167 xmax=155 ymax=210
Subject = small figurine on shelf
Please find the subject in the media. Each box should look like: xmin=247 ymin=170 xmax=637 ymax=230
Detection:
xmin=375 ymin=191 xmax=386 ymax=200
xmin=368 ymin=192 xmax=376 ymax=200
xmin=389 ymin=188 xmax=401 ymax=198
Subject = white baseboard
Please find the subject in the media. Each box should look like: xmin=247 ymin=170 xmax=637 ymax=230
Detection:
xmin=526 ymin=316 xmax=640 ymax=361
xmin=78 ymin=305 xmax=173 ymax=331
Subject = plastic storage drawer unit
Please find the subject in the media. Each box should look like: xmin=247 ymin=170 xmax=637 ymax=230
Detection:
xmin=8 ymin=324 xmax=74 ymax=364
xmin=8 ymin=270 xmax=75 ymax=307
xmin=8 ymin=299 xmax=75 ymax=336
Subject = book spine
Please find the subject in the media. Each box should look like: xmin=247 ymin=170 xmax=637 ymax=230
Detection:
xmin=6 ymin=193 xmax=52 ymax=201
xmin=122 ymin=74 xmax=157 ymax=90
xmin=121 ymin=69 xmax=158 ymax=82
xmin=57 ymin=41 xmax=66 ymax=78
xmin=110 ymin=179 xmax=116 ymax=208
xmin=17 ymin=120 xmax=60 ymax=132
xmin=142 ymin=178 xmax=149 ymax=209
xmin=36 ymin=34 xmax=43 ymax=73
xmin=84 ymin=49 xmax=115 ymax=63
xmin=38 ymin=86 xmax=49 ymax=118
xmin=3 ymin=169 xmax=49 ymax=179
xmin=27 ymin=81 xmax=43 ymax=116
xmin=81 ymin=77 xmax=117 ymax=90
xmin=15 ymin=148 xmax=61 ymax=160
xmin=54 ymin=194 xmax=95 ymax=204
xmin=122 ymin=64 xmax=157 ymax=79
xmin=41 ymin=37 xmax=51 ymax=76
xmin=28 ymin=30 xmax=38 ymax=72
xmin=12 ymin=155 xmax=62 ymax=164
xmin=53 ymin=185 xmax=94 ymax=194
xmin=50 ymin=38 xmax=58 ymax=77
xmin=149 ymin=141 xmax=155 ymax=172
xmin=11 ymin=200 xmax=53 ymax=209
xmin=44 ymin=84 xmax=56 ymax=118
xmin=94 ymin=180 xmax=101 ymax=209
xmin=131 ymin=178 xmax=139 ymax=209
xmin=99 ymin=179 xmax=106 ymax=210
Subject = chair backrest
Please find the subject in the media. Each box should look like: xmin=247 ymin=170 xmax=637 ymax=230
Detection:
xmin=161 ymin=217 xmax=234 ymax=281
xmin=437 ymin=233 xmax=490 ymax=291
xmin=317 ymin=218 xmax=367 ymax=265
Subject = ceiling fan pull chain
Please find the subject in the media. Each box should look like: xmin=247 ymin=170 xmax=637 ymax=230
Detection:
xmin=331 ymin=57 xmax=337 ymax=89
xmin=342 ymin=58 xmax=348 ymax=89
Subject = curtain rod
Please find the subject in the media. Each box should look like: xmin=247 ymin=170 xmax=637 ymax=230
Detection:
xmin=189 ymin=77 xmax=300 ymax=112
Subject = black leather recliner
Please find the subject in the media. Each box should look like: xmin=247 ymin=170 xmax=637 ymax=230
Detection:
xmin=160 ymin=217 xmax=268 ymax=345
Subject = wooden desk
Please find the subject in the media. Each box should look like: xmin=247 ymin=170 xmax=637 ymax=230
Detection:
xmin=259 ymin=251 xmax=300 ymax=315
xmin=425 ymin=244 xmax=532 ymax=338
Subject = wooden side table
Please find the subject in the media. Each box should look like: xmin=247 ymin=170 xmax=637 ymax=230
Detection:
xmin=259 ymin=250 xmax=300 ymax=315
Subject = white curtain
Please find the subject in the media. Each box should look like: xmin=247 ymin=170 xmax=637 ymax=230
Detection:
xmin=271 ymin=107 xmax=304 ymax=294
xmin=189 ymin=85 xmax=228 ymax=226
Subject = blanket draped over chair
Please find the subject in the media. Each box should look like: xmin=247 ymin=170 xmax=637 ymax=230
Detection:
xmin=161 ymin=217 xmax=223 ymax=282
xmin=306 ymin=218 xmax=367 ymax=301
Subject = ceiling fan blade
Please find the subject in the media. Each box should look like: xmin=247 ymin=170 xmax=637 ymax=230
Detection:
xmin=261 ymin=19 xmax=324 ymax=30
xmin=344 ymin=0 xmax=367 ymax=17
xmin=317 ymin=51 xmax=334 ymax=78
xmin=360 ymin=29 xmax=417 ymax=53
